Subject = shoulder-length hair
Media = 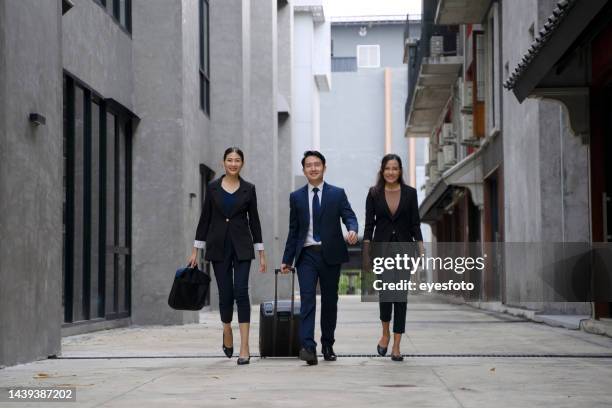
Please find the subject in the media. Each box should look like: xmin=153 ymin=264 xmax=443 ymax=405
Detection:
xmin=373 ymin=153 xmax=405 ymax=195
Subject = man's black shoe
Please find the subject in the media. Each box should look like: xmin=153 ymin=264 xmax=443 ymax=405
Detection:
xmin=299 ymin=347 xmax=318 ymax=365
xmin=322 ymin=345 xmax=337 ymax=361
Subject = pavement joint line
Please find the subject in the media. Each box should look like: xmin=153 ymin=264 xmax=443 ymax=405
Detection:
xmin=52 ymin=353 xmax=612 ymax=359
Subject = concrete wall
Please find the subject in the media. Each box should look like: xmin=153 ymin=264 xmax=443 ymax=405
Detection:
xmin=501 ymin=0 xmax=590 ymax=314
xmin=63 ymin=0 xmax=134 ymax=110
xmin=131 ymin=0 xmax=199 ymax=325
xmin=0 ymin=0 xmax=63 ymax=367
xmin=331 ymin=23 xmax=407 ymax=68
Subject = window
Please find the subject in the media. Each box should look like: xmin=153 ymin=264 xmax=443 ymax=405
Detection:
xmin=92 ymin=0 xmax=131 ymax=34
xmin=63 ymin=73 xmax=133 ymax=324
xmin=357 ymin=45 xmax=380 ymax=68
xmin=200 ymin=0 xmax=210 ymax=115
xmin=113 ymin=0 xmax=131 ymax=33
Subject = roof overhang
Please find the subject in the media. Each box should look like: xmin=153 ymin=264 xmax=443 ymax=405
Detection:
xmin=504 ymin=0 xmax=608 ymax=143
xmin=505 ymin=0 xmax=607 ymax=102
xmin=435 ymin=0 xmax=490 ymax=24
xmin=442 ymin=147 xmax=484 ymax=209
xmin=419 ymin=179 xmax=453 ymax=224
xmin=419 ymin=145 xmax=487 ymax=223
xmin=405 ymin=56 xmax=462 ymax=138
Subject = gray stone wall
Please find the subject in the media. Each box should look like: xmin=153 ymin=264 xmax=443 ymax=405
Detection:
xmin=501 ymin=0 xmax=590 ymax=314
xmin=0 ymin=0 xmax=63 ymax=367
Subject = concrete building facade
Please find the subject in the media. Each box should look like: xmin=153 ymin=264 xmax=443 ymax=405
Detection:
xmin=406 ymin=0 xmax=594 ymax=316
xmin=0 ymin=0 xmax=293 ymax=368
xmin=504 ymin=0 xmax=612 ymax=325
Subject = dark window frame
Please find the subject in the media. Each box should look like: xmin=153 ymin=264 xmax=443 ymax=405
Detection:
xmin=63 ymin=71 xmax=133 ymax=326
xmin=199 ymin=0 xmax=210 ymax=116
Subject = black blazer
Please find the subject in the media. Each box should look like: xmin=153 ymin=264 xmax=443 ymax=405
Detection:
xmin=363 ymin=184 xmax=423 ymax=242
xmin=195 ymin=176 xmax=263 ymax=262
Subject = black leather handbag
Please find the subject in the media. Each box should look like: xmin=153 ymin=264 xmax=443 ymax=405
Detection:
xmin=168 ymin=265 xmax=211 ymax=310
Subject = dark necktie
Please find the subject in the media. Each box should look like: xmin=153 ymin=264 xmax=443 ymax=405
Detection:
xmin=312 ymin=187 xmax=321 ymax=242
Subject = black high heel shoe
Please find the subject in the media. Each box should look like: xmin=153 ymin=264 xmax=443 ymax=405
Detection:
xmin=237 ymin=355 xmax=251 ymax=365
xmin=377 ymin=336 xmax=389 ymax=356
xmin=390 ymin=353 xmax=404 ymax=362
xmin=222 ymin=332 xmax=233 ymax=358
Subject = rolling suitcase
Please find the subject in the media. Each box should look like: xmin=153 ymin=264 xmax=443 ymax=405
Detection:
xmin=259 ymin=268 xmax=301 ymax=357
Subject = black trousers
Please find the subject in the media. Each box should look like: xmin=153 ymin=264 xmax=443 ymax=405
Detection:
xmin=379 ymin=232 xmax=407 ymax=334
xmin=212 ymin=235 xmax=252 ymax=323
xmin=379 ymin=301 xmax=407 ymax=334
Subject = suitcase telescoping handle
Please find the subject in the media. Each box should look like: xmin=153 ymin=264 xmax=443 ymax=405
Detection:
xmin=273 ymin=267 xmax=296 ymax=356
xmin=273 ymin=267 xmax=296 ymax=315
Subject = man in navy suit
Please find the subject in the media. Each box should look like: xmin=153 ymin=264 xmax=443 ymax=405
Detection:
xmin=281 ymin=151 xmax=358 ymax=365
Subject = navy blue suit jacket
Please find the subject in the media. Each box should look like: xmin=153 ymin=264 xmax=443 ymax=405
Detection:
xmin=282 ymin=182 xmax=358 ymax=266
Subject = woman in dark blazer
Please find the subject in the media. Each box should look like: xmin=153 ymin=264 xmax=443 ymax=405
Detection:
xmin=187 ymin=147 xmax=266 ymax=365
xmin=363 ymin=153 xmax=424 ymax=361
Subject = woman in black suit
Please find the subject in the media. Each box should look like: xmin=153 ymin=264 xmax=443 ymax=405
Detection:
xmin=187 ymin=147 xmax=266 ymax=365
xmin=363 ymin=154 xmax=424 ymax=361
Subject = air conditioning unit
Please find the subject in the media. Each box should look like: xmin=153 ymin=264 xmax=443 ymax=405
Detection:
xmin=430 ymin=36 xmax=443 ymax=57
xmin=461 ymin=113 xmax=476 ymax=143
xmin=427 ymin=163 xmax=440 ymax=183
xmin=443 ymin=144 xmax=456 ymax=168
xmin=437 ymin=150 xmax=445 ymax=172
xmin=459 ymin=78 xmax=473 ymax=111
xmin=441 ymin=123 xmax=454 ymax=142
xmin=429 ymin=143 xmax=438 ymax=163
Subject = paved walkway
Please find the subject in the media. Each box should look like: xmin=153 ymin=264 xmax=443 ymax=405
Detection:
xmin=2 ymin=295 xmax=612 ymax=407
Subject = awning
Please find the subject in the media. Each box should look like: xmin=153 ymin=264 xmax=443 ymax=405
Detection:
xmin=435 ymin=0 xmax=490 ymax=25
xmin=442 ymin=146 xmax=484 ymax=208
xmin=419 ymin=178 xmax=453 ymax=223
xmin=419 ymin=145 xmax=486 ymax=223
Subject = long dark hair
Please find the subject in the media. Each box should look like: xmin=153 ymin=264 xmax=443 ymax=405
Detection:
xmin=223 ymin=146 xmax=244 ymax=161
xmin=373 ymin=153 xmax=405 ymax=195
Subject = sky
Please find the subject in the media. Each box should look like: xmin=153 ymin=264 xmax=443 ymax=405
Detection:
xmin=325 ymin=0 xmax=421 ymax=18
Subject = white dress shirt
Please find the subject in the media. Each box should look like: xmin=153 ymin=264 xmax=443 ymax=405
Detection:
xmin=194 ymin=241 xmax=264 ymax=251
xmin=304 ymin=181 xmax=324 ymax=247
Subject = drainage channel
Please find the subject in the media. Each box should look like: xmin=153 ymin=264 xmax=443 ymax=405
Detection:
xmin=52 ymin=353 xmax=612 ymax=360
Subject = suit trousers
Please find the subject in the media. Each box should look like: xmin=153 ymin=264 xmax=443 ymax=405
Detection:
xmin=212 ymin=235 xmax=252 ymax=323
xmin=379 ymin=301 xmax=407 ymax=334
xmin=296 ymin=246 xmax=341 ymax=351
xmin=378 ymin=232 xmax=407 ymax=334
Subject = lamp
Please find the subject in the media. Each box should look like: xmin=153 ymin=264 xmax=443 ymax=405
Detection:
xmin=29 ymin=113 xmax=46 ymax=126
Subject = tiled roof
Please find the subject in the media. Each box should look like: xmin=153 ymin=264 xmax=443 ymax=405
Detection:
xmin=503 ymin=0 xmax=577 ymax=90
